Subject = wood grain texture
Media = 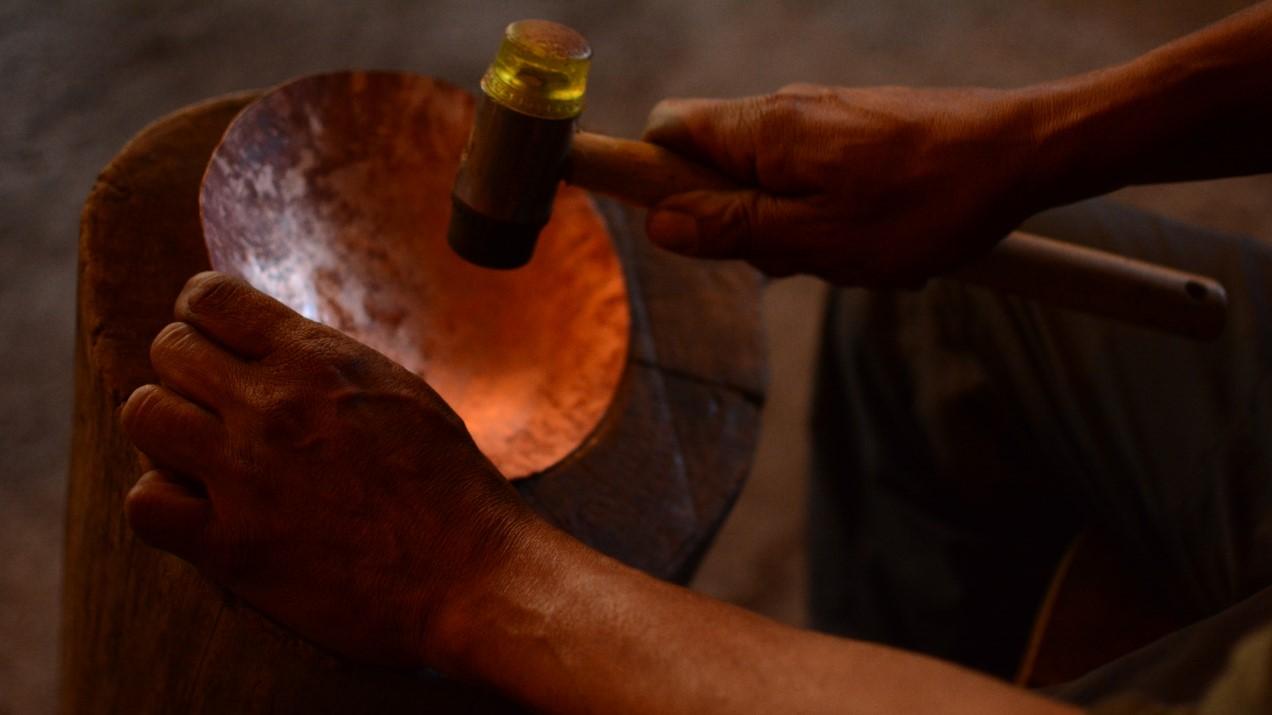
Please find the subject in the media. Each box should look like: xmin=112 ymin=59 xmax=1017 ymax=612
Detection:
xmin=567 ymin=131 xmax=737 ymax=207
xmin=64 ymin=81 xmax=764 ymax=713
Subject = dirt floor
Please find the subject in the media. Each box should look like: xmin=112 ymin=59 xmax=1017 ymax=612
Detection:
xmin=3 ymin=1 xmax=1270 ymax=712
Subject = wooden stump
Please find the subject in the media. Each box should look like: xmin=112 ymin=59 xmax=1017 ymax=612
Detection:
xmin=63 ymin=85 xmax=765 ymax=713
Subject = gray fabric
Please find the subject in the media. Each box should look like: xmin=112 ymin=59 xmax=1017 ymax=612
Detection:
xmin=808 ymin=198 xmax=1272 ymax=695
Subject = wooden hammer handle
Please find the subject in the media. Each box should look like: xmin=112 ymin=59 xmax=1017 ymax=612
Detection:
xmin=568 ymin=131 xmax=737 ymax=203
xmin=565 ymin=131 xmax=1228 ymax=339
xmin=956 ymin=232 xmax=1226 ymax=339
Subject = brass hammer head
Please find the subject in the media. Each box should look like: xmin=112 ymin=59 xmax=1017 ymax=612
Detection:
xmin=448 ymin=20 xmax=592 ymax=269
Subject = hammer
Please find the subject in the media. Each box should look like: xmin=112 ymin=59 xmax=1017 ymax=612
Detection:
xmin=448 ymin=19 xmax=1227 ymax=339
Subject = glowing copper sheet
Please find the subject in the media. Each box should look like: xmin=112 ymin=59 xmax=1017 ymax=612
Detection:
xmin=200 ymin=71 xmax=630 ymax=479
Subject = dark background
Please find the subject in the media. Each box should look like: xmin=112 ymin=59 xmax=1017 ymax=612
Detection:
xmin=3 ymin=1 xmax=1269 ymax=712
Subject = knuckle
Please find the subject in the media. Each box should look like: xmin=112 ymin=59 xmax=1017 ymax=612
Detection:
xmin=253 ymin=384 xmax=302 ymax=416
xmin=180 ymin=272 xmax=244 ymax=316
xmin=120 ymin=384 xmax=163 ymax=431
xmin=149 ymin=322 xmax=194 ymax=362
xmin=719 ymin=197 xmax=762 ymax=258
xmin=746 ymin=94 xmax=809 ymax=172
xmin=266 ymin=331 xmax=329 ymax=374
xmin=264 ymin=317 xmax=330 ymax=358
xmin=331 ymin=345 xmax=377 ymax=382
xmin=296 ymin=328 xmax=370 ymax=378
xmin=250 ymin=386 xmax=314 ymax=443
xmin=759 ymin=92 xmax=805 ymax=127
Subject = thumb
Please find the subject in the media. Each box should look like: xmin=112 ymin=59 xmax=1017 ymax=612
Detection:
xmin=645 ymin=190 xmax=803 ymax=260
xmin=643 ymin=96 xmax=766 ymax=180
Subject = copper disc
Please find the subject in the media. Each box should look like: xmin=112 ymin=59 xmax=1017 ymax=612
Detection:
xmin=200 ymin=71 xmax=630 ymax=479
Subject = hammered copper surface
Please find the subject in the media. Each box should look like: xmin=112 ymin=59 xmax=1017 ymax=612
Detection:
xmin=200 ymin=71 xmax=630 ymax=479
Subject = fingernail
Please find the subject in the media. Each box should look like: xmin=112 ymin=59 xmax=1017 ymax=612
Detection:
xmin=646 ymin=99 xmax=686 ymax=136
xmin=647 ymin=210 xmax=700 ymax=253
xmin=642 ymin=102 xmax=683 ymax=138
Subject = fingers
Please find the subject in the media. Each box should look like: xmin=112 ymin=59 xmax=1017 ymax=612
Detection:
xmin=645 ymin=189 xmax=816 ymax=262
xmin=643 ymin=97 xmax=719 ymax=154
xmin=126 ymin=469 xmax=212 ymax=562
xmin=120 ymin=384 xmax=226 ymax=477
xmin=175 ymin=272 xmax=313 ymax=360
xmin=642 ymin=96 xmax=768 ymax=180
xmin=151 ymin=321 xmax=251 ymax=412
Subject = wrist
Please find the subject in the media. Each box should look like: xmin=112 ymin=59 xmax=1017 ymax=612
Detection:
xmin=1010 ymin=42 xmax=1222 ymax=209
xmin=417 ymin=513 xmax=574 ymax=678
xmin=1017 ymin=72 xmax=1142 ymax=210
xmin=994 ymin=79 xmax=1107 ymax=215
xmin=971 ymin=87 xmax=1066 ymax=221
xmin=1015 ymin=2 xmax=1272 ymax=201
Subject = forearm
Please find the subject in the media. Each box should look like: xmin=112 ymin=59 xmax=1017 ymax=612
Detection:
xmin=1022 ymin=1 xmax=1272 ymax=208
xmin=430 ymin=525 xmax=1080 ymax=715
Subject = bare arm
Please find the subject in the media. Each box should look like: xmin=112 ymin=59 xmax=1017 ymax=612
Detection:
xmin=1027 ymin=1 xmax=1272 ymax=200
xmin=121 ymin=273 xmax=1079 ymax=715
xmin=435 ymin=522 xmax=1078 ymax=715
xmin=641 ymin=2 xmax=1272 ymax=285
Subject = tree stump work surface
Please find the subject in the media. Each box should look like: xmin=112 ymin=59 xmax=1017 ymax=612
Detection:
xmin=63 ymin=76 xmax=766 ymax=713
